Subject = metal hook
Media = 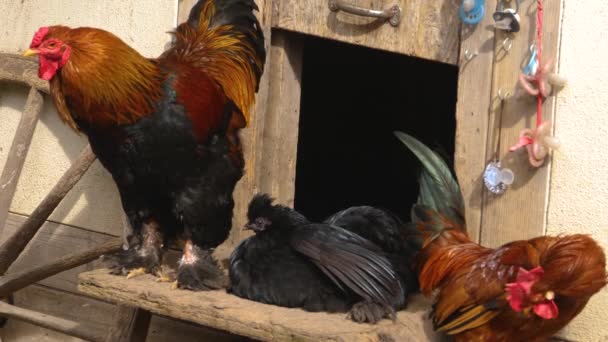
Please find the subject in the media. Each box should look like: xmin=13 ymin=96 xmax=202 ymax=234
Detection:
xmin=502 ymin=37 xmax=513 ymax=52
xmin=464 ymin=49 xmax=479 ymax=61
xmin=512 ymin=0 xmax=521 ymax=14
xmin=498 ymin=88 xmax=511 ymax=100
xmin=496 ymin=0 xmax=503 ymax=11
xmin=496 ymin=0 xmax=520 ymax=13
xmin=494 ymin=0 xmax=521 ymax=32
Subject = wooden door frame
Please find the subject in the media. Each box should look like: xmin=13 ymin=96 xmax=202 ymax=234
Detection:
xmin=265 ymin=0 xmax=563 ymax=247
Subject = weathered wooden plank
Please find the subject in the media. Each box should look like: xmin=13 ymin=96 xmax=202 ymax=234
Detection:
xmin=1 ymin=285 xmax=248 ymax=342
xmin=0 ymin=285 xmax=115 ymax=342
xmin=481 ymin=1 xmax=562 ymax=247
xmin=453 ymin=1 xmax=498 ymax=242
xmin=148 ymin=315 xmax=250 ymax=342
xmin=1 ymin=213 xmax=220 ymax=296
xmin=0 ymin=300 xmax=104 ymax=341
xmin=0 ymin=145 xmax=96 ymax=274
xmin=1 ymin=213 xmax=113 ymax=293
xmin=0 ymin=216 xmax=239 ymax=341
xmin=79 ymin=269 xmax=438 ymax=342
xmin=104 ymin=305 xmax=151 ymax=342
xmin=0 ymin=54 xmax=50 ymax=94
xmin=228 ymin=0 xmax=273 ymax=245
xmin=0 ymin=57 xmax=48 ymax=240
xmin=0 ymin=238 xmax=122 ymax=297
xmin=2 ymin=318 xmax=88 ymax=342
xmin=0 ymin=87 xmax=43 ymax=235
xmin=273 ymin=0 xmax=460 ymax=65
xmin=256 ymin=31 xmax=303 ymax=207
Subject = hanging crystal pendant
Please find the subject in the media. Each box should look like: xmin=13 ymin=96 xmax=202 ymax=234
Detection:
xmin=484 ymin=161 xmax=514 ymax=194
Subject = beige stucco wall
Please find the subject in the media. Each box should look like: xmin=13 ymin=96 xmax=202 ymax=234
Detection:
xmin=0 ymin=0 xmax=177 ymax=234
xmin=547 ymin=1 xmax=608 ymax=341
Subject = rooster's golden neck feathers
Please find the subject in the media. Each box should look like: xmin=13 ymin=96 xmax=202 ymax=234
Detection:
xmin=46 ymin=26 xmax=164 ymax=129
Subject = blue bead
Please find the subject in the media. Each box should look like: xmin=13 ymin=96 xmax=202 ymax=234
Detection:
xmin=459 ymin=0 xmax=485 ymax=25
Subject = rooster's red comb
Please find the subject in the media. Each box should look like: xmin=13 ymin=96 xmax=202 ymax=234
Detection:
xmin=30 ymin=27 xmax=50 ymax=48
xmin=505 ymin=266 xmax=558 ymax=319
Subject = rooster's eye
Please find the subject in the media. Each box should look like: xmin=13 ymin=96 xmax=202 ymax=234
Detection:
xmin=47 ymin=42 xmax=56 ymax=48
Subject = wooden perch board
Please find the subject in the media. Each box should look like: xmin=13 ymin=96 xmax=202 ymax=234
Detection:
xmin=79 ymin=269 xmax=438 ymax=342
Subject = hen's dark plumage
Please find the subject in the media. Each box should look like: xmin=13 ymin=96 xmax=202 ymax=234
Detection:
xmin=228 ymin=194 xmax=410 ymax=323
xmin=324 ymin=206 xmax=421 ymax=302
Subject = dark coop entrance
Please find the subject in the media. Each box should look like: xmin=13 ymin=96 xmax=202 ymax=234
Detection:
xmin=294 ymin=35 xmax=458 ymax=222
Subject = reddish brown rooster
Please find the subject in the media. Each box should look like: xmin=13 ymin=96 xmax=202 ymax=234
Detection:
xmin=23 ymin=0 xmax=265 ymax=290
xmin=395 ymin=132 xmax=607 ymax=341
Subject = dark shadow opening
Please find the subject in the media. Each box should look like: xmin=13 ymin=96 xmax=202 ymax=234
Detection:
xmin=294 ymin=35 xmax=458 ymax=221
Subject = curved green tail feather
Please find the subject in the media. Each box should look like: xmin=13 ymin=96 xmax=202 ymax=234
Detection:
xmin=393 ymin=131 xmax=465 ymax=230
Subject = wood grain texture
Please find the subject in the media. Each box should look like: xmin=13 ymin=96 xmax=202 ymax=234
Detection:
xmin=0 ymin=238 xmax=122 ymax=297
xmin=0 ymin=53 xmax=49 ymax=237
xmin=453 ymin=0 xmax=498 ymax=242
xmin=0 ymin=88 xmax=42 ymax=236
xmin=228 ymin=0 xmax=273 ymax=245
xmin=0 ymin=299 xmax=104 ymax=341
xmin=0 ymin=286 xmax=114 ymax=342
xmin=1 ymin=213 xmax=114 ymax=293
xmin=256 ymin=31 xmax=303 ymax=207
xmin=80 ymin=269 xmax=439 ymax=342
xmin=273 ymin=0 xmax=460 ymax=64
xmin=480 ymin=1 xmax=562 ymax=247
xmin=0 ymin=54 xmax=50 ymax=94
xmin=0 ymin=145 xmax=96 ymax=274
xmin=104 ymin=305 xmax=151 ymax=342
xmin=0 ymin=285 xmax=114 ymax=342
xmin=1 ymin=285 xmax=244 ymax=342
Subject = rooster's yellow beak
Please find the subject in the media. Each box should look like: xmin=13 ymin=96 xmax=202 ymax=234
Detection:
xmin=22 ymin=49 xmax=39 ymax=57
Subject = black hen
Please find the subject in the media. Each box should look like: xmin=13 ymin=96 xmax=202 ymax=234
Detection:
xmin=228 ymin=194 xmax=406 ymax=323
xmin=324 ymin=206 xmax=421 ymax=302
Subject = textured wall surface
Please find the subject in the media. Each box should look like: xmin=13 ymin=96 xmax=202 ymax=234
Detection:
xmin=0 ymin=0 xmax=177 ymax=234
xmin=547 ymin=1 xmax=608 ymax=341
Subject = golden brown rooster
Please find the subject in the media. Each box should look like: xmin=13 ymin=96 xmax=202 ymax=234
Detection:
xmin=22 ymin=0 xmax=265 ymax=290
xmin=395 ymin=132 xmax=607 ymax=341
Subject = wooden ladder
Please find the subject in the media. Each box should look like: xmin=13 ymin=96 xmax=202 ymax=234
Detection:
xmin=0 ymin=53 xmax=151 ymax=342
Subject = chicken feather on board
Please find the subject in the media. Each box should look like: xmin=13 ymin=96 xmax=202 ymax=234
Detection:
xmin=396 ymin=131 xmax=607 ymax=341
